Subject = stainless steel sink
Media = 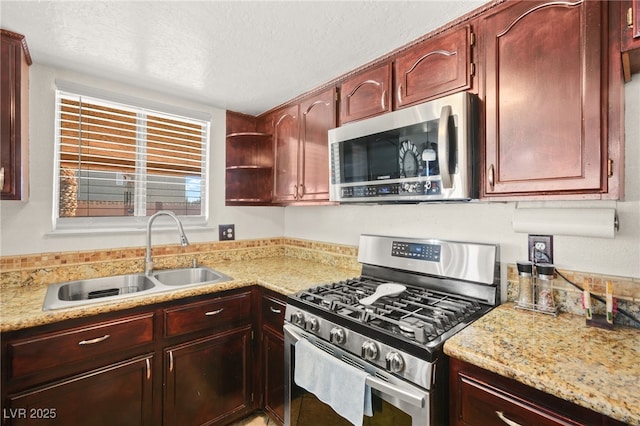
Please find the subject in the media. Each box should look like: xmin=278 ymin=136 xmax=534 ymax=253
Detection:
xmin=43 ymin=266 xmax=233 ymax=310
xmin=153 ymin=267 xmax=231 ymax=286
xmin=57 ymin=274 xmax=157 ymax=301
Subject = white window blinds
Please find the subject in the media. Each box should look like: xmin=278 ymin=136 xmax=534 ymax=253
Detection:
xmin=54 ymin=87 xmax=209 ymax=230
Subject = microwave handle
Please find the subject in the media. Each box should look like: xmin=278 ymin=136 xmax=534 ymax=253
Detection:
xmin=438 ymin=105 xmax=453 ymax=189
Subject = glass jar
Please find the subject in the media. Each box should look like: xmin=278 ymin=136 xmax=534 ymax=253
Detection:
xmin=536 ymin=263 xmax=556 ymax=312
xmin=516 ymin=261 xmax=534 ymax=308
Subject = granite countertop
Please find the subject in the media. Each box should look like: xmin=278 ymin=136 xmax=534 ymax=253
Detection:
xmin=0 ymin=256 xmax=361 ymax=333
xmin=444 ymin=303 xmax=640 ymax=425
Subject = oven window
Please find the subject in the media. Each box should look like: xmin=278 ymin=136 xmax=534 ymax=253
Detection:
xmin=290 ymin=383 xmax=412 ymax=426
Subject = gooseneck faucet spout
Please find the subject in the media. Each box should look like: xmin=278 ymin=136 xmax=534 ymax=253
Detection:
xmin=145 ymin=210 xmax=189 ymax=276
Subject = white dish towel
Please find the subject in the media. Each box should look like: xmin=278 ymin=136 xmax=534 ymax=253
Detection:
xmin=294 ymin=338 xmax=373 ymax=426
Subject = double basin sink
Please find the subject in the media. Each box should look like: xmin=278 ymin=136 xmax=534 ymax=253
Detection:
xmin=43 ymin=267 xmax=233 ymax=311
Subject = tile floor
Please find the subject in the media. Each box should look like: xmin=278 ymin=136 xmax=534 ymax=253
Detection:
xmin=229 ymin=412 xmax=274 ymax=426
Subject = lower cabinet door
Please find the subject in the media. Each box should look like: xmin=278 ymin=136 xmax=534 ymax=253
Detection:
xmin=5 ymin=354 xmax=154 ymax=426
xmin=263 ymin=328 xmax=284 ymax=425
xmin=164 ymin=327 xmax=252 ymax=426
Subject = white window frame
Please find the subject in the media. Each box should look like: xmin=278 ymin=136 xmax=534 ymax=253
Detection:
xmin=52 ymin=81 xmax=211 ymax=233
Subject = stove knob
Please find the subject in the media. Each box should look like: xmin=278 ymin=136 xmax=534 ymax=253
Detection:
xmin=385 ymin=351 xmax=405 ymax=373
xmin=305 ymin=317 xmax=320 ymax=332
xmin=291 ymin=311 xmax=305 ymax=327
xmin=361 ymin=341 xmax=379 ymax=360
xmin=329 ymin=327 xmax=346 ymax=344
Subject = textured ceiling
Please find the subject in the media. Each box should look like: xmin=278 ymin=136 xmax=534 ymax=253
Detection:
xmin=1 ymin=1 xmax=486 ymax=116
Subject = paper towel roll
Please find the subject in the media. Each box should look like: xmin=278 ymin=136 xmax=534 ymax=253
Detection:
xmin=512 ymin=208 xmax=618 ymax=238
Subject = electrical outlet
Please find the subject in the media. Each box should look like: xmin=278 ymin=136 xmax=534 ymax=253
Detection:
xmin=528 ymin=235 xmax=553 ymax=264
xmin=219 ymin=224 xmax=235 ymax=241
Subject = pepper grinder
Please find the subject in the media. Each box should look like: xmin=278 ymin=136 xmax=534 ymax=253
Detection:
xmin=535 ymin=263 xmax=556 ymax=312
xmin=516 ymin=261 xmax=534 ymax=308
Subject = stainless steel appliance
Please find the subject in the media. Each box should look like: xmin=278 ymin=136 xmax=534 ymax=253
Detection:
xmin=284 ymin=234 xmax=499 ymax=426
xmin=328 ymin=92 xmax=478 ymax=203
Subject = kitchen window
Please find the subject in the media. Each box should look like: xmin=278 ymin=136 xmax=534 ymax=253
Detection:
xmin=53 ymin=82 xmax=210 ymax=232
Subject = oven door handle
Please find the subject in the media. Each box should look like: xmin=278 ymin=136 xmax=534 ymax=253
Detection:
xmin=284 ymin=324 xmax=426 ymax=409
xmin=365 ymin=375 xmax=425 ymax=408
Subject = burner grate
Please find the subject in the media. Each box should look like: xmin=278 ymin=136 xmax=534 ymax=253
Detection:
xmin=297 ymin=277 xmax=485 ymax=345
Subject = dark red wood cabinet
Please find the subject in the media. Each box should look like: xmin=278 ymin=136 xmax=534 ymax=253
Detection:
xmin=272 ymin=104 xmax=300 ymax=203
xmin=481 ymin=0 xmax=620 ymax=199
xmin=339 ymin=62 xmax=392 ymax=124
xmin=6 ymin=355 xmax=154 ymax=426
xmin=450 ymin=358 xmax=626 ymax=426
xmin=394 ymin=25 xmax=473 ymax=109
xmin=271 ymin=87 xmax=336 ymax=204
xmin=163 ymin=328 xmax=253 ymax=426
xmin=2 ymin=288 xmax=259 ymax=426
xmin=0 ymin=29 xmax=31 ymax=201
xmin=225 ymin=111 xmax=273 ymax=205
xmin=621 ymin=0 xmax=640 ymax=80
xmin=259 ymin=289 xmax=286 ymax=426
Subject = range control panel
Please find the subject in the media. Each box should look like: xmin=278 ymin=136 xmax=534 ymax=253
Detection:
xmin=392 ymin=241 xmax=441 ymax=262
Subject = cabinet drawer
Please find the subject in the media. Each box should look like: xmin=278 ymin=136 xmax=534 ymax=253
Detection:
xmin=456 ymin=372 xmax=588 ymax=426
xmin=8 ymin=312 xmax=154 ymax=381
xmin=164 ymin=290 xmax=252 ymax=338
xmin=262 ymin=294 xmax=285 ymax=335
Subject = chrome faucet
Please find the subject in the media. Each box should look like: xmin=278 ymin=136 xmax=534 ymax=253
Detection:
xmin=145 ymin=210 xmax=189 ymax=276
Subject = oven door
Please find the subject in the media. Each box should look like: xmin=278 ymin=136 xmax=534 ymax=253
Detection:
xmin=284 ymin=324 xmax=435 ymax=426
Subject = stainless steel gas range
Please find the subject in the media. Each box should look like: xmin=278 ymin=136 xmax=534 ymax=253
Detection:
xmin=284 ymin=234 xmax=500 ymax=426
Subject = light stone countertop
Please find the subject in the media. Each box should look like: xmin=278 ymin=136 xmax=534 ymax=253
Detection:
xmin=3 ymin=258 xmax=639 ymax=425
xmin=444 ymin=303 xmax=640 ymax=425
xmin=0 ymin=256 xmax=362 ymax=333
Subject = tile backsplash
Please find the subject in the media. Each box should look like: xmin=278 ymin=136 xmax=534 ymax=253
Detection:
xmin=2 ymin=240 xmax=638 ymax=328
xmin=0 ymin=237 xmax=360 ymax=291
xmin=506 ymin=264 xmax=640 ymax=328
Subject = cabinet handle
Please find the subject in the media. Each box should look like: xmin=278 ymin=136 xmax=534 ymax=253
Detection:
xmin=169 ymin=351 xmax=174 ymax=372
xmin=205 ymin=308 xmax=224 ymax=316
xmin=397 ymin=84 xmax=403 ymax=105
xmin=0 ymin=167 xmax=4 ymax=190
xmin=269 ymin=306 xmax=282 ymax=314
xmin=381 ymin=90 xmax=387 ymax=111
xmin=298 ymin=184 xmax=305 ymax=199
xmin=293 ymin=184 xmax=298 ymax=199
xmin=145 ymin=358 xmax=151 ymax=380
xmin=78 ymin=334 xmax=111 ymax=345
xmin=488 ymin=164 xmax=495 ymax=191
xmin=628 ymin=7 xmax=634 ymax=28
xmin=495 ymin=411 xmax=523 ymax=426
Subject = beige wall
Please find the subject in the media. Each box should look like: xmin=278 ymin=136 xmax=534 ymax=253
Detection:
xmin=0 ymin=64 xmax=285 ymax=256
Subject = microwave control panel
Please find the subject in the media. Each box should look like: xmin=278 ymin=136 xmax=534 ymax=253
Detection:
xmin=339 ymin=180 xmax=441 ymax=199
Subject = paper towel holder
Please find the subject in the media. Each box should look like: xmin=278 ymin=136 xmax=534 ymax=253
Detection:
xmin=512 ymin=208 xmax=619 ymax=238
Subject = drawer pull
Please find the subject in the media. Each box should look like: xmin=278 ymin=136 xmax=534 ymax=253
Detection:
xmin=205 ymin=308 xmax=224 ymax=316
xmin=78 ymin=334 xmax=111 ymax=345
xmin=496 ymin=411 xmax=523 ymax=426
xmin=269 ymin=306 xmax=282 ymax=314
xmin=169 ymin=351 xmax=174 ymax=372
xmin=146 ymin=358 xmax=151 ymax=380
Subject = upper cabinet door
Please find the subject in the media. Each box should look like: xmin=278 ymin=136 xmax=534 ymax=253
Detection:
xmin=299 ymin=88 xmax=336 ymax=202
xmin=394 ymin=26 xmax=473 ymax=109
xmin=1 ymin=30 xmax=30 ymax=201
xmin=339 ymin=62 xmax=392 ymax=124
xmin=272 ymin=104 xmax=300 ymax=203
xmin=482 ymin=0 xmax=607 ymax=198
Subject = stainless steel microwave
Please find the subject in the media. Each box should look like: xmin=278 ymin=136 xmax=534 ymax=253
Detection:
xmin=328 ymin=92 xmax=478 ymax=203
